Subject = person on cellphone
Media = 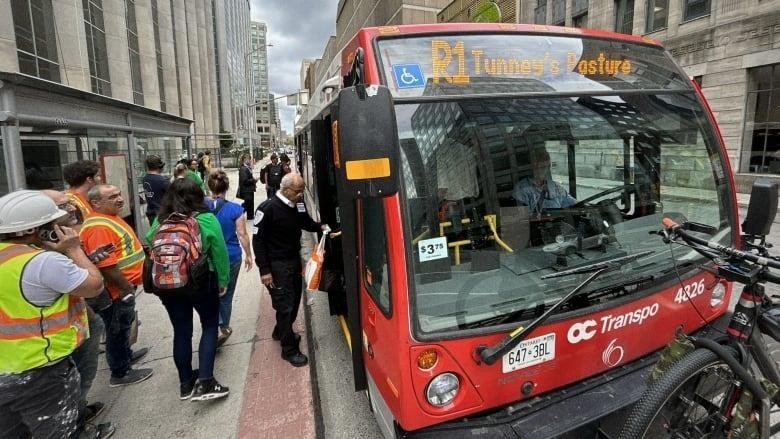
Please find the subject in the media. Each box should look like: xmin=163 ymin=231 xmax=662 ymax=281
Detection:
xmin=0 ymin=190 xmax=111 ymax=438
xmin=41 ymin=190 xmax=112 ymax=433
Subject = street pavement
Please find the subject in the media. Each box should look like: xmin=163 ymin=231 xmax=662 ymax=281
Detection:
xmin=85 ymin=161 xmax=316 ymax=439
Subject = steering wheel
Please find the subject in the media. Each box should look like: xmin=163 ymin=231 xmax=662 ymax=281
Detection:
xmin=571 ymin=184 xmax=636 ymax=208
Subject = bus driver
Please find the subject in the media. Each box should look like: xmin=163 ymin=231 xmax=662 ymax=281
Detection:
xmin=512 ymin=146 xmax=576 ymax=216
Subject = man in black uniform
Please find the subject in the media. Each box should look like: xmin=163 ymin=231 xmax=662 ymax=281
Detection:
xmin=259 ymin=153 xmax=284 ymax=200
xmin=237 ymin=154 xmax=257 ymax=220
xmin=252 ymin=173 xmax=328 ymax=367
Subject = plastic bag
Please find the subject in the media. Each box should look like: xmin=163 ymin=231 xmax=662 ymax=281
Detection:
xmin=304 ymin=232 xmax=328 ymax=291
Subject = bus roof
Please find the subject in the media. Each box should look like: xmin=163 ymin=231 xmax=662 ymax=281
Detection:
xmin=353 ymin=23 xmax=662 ymax=48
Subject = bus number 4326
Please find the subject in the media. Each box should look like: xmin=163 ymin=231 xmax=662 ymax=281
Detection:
xmin=674 ymin=279 xmax=705 ymax=304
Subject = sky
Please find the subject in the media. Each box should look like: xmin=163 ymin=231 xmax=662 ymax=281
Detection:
xmin=251 ymin=0 xmax=341 ymax=134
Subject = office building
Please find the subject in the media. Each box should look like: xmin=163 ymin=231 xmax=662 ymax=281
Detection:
xmin=0 ymin=0 xmax=251 ymax=226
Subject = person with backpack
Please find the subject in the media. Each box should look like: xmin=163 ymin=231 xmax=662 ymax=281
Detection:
xmin=259 ymin=153 xmax=284 ymax=200
xmin=205 ymin=170 xmax=253 ymax=346
xmin=142 ymin=155 xmax=170 ymax=225
xmin=145 ymin=177 xmax=231 ymax=402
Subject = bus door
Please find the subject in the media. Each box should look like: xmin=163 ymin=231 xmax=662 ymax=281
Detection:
xmin=332 ymin=85 xmax=403 ymax=417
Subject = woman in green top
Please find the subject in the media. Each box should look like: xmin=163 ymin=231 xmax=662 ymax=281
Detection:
xmin=186 ymin=159 xmax=206 ymax=192
xmin=146 ymin=177 xmax=231 ymax=402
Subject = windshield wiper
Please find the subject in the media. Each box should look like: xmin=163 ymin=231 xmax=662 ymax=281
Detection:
xmin=475 ymin=250 xmax=654 ymax=365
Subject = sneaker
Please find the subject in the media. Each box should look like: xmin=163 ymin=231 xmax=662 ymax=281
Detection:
xmin=190 ymin=378 xmax=230 ymax=402
xmin=130 ymin=347 xmax=149 ymax=365
xmin=179 ymin=369 xmax=199 ymax=400
xmin=109 ymin=368 xmax=153 ymax=387
xmin=83 ymin=402 xmax=105 ymax=423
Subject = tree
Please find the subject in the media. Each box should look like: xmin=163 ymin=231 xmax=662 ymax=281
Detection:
xmin=474 ymin=0 xmax=501 ymax=23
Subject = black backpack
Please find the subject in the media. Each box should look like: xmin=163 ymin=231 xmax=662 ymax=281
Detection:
xmin=266 ymin=163 xmax=283 ymax=187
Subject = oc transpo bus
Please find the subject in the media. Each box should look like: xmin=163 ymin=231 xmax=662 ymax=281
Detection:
xmin=295 ymin=23 xmax=740 ymax=438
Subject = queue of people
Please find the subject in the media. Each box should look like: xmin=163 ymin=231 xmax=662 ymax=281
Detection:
xmin=1 ymin=151 xmax=322 ymax=437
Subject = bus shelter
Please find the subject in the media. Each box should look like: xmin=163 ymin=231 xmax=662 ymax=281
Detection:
xmin=0 ymin=72 xmax=193 ymax=234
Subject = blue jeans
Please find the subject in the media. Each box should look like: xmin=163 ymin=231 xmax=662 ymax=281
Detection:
xmin=97 ymin=295 xmax=136 ymax=378
xmin=219 ymin=261 xmax=241 ymax=329
xmin=71 ymin=306 xmax=104 ymax=411
xmin=162 ymin=274 xmax=220 ymax=384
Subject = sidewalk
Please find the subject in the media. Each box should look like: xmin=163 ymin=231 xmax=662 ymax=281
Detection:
xmin=85 ymin=162 xmax=317 ymax=438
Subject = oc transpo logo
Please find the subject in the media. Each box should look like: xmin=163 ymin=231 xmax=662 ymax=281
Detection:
xmin=566 ymin=303 xmax=660 ymax=344
xmin=602 ymin=339 xmax=625 ymax=367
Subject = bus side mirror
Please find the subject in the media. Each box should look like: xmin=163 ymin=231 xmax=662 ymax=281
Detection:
xmin=336 ymin=85 xmax=399 ymax=198
xmin=742 ymin=180 xmax=778 ymax=236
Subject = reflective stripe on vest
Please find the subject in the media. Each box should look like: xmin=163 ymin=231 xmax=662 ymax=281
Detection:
xmin=0 ymin=243 xmax=88 ymax=373
xmin=80 ymin=216 xmax=144 ymax=269
xmin=65 ymin=191 xmax=93 ymax=219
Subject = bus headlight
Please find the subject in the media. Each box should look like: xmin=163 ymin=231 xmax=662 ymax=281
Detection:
xmin=425 ymin=372 xmax=459 ymax=407
xmin=711 ymin=282 xmax=726 ymax=307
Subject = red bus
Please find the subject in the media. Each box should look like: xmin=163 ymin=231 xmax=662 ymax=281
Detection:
xmin=297 ymin=23 xmax=739 ymax=438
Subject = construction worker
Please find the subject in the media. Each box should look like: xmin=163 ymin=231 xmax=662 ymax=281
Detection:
xmin=63 ymin=160 xmax=102 ymax=222
xmin=0 ymin=190 xmax=108 ymax=438
xmin=81 ymin=184 xmax=152 ymax=387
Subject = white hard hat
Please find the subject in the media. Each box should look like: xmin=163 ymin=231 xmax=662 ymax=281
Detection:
xmin=0 ymin=190 xmax=68 ymax=234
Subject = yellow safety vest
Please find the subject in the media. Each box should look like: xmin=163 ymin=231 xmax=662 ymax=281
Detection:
xmin=0 ymin=243 xmax=89 ymax=373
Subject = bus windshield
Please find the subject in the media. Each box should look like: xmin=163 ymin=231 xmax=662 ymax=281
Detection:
xmin=379 ymin=35 xmax=735 ymax=335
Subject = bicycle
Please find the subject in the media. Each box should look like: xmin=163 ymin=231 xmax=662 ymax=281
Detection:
xmin=618 ymin=182 xmax=780 ymax=439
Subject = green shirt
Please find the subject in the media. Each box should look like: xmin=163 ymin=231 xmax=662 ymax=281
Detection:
xmin=146 ymin=212 xmax=230 ymax=288
xmin=185 ymin=170 xmax=205 ymax=191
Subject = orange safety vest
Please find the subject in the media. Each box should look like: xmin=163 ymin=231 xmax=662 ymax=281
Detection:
xmin=0 ymin=243 xmax=88 ymax=373
xmin=65 ymin=190 xmax=94 ymax=220
xmin=80 ymin=214 xmax=145 ymax=299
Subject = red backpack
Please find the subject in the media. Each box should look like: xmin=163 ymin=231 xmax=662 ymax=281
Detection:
xmin=143 ymin=213 xmax=209 ymax=295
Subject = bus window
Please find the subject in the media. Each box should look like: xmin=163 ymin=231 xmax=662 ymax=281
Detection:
xmin=361 ymin=197 xmax=391 ymax=314
xmin=397 ymin=91 xmax=730 ymax=334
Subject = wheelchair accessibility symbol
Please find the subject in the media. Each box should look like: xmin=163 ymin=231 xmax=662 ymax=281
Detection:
xmin=392 ymin=64 xmax=425 ymax=89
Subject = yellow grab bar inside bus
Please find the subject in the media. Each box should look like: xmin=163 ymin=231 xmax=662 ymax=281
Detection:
xmin=438 ymin=213 xmax=514 ymax=264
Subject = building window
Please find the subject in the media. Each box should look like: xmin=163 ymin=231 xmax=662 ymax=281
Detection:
xmin=83 ymin=0 xmax=111 ymax=95
xmin=683 ymin=0 xmax=710 ymax=22
xmin=615 ymin=0 xmax=634 ymax=34
xmin=151 ymin=0 xmax=166 ymax=112
xmin=535 ymin=0 xmax=547 ymax=24
xmin=743 ymin=64 xmax=780 ymax=174
xmin=572 ymin=0 xmax=588 ymax=27
xmin=172 ymin=0 xmax=182 ymax=114
xmin=645 ymin=0 xmax=668 ymax=32
xmin=125 ymin=0 xmax=143 ymax=105
xmin=12 ymin=0 xmax=61 ymax=82
xmin=551 ymin=0 xmax=565 ymax=25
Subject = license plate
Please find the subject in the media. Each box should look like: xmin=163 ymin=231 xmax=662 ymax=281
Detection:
xmin=502 ymin=333 xmax=555 ymax=373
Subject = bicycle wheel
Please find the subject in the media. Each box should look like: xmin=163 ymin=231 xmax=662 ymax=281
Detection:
xmin=619 ymin=348 xmax=740 ymax=439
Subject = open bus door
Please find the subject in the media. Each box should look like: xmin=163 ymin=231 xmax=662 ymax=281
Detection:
xmin=330 ymin=85 xmax=400 ymax=406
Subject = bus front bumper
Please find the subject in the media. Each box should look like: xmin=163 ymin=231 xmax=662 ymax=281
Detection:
xmin=401 ymin=317 xmax=729 ymax=439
